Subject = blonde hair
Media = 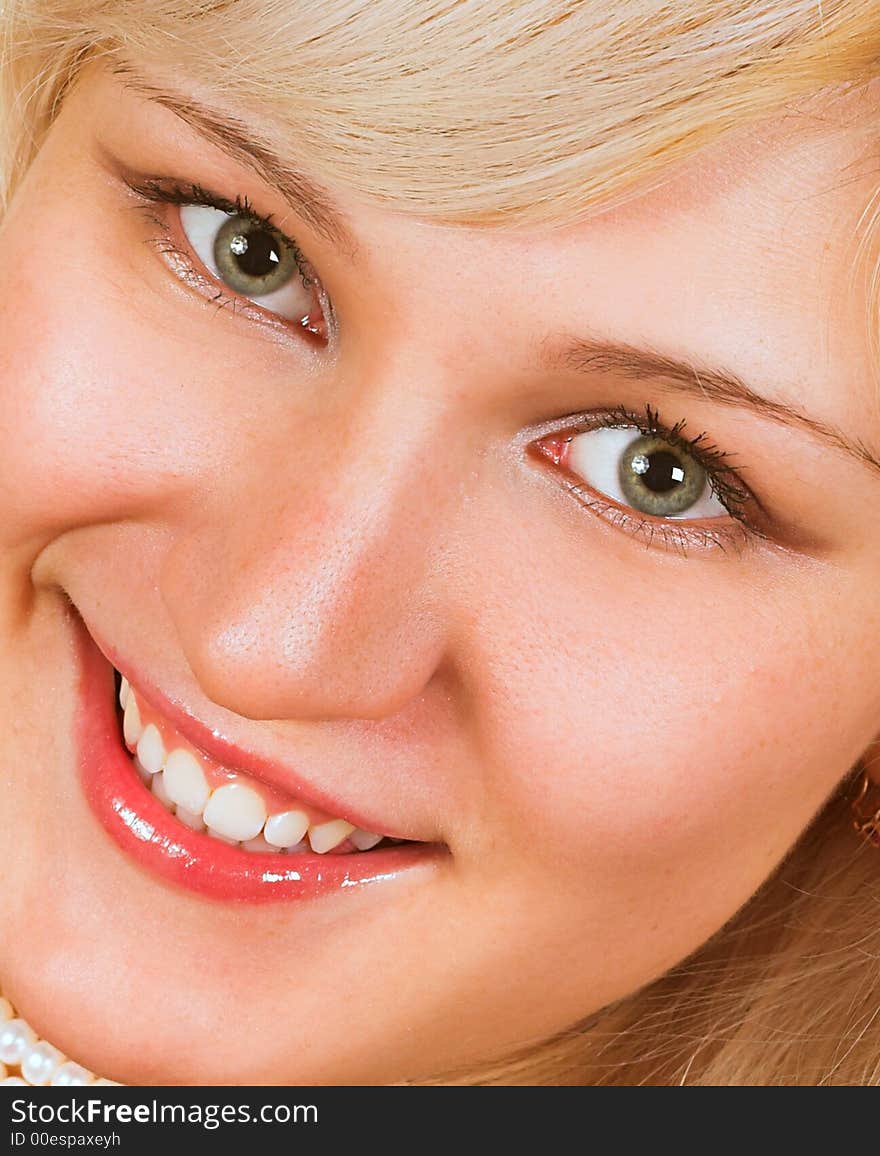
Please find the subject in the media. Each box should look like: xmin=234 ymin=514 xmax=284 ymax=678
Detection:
xmin=2 ymin=0 xmax=880 ymax=1086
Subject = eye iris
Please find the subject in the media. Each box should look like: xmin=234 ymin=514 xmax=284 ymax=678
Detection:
xmin=228 ymin=228 xmax=276 ymax=276
xmin=618 ymin=434 xmax=706 ymax=515
xmin=214 ymin=216 xmax=296 ymax=296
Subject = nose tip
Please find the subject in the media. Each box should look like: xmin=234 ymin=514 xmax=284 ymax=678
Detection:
xmin=185 ymin=588 xmax=448 ymax=723
xmin=161 ymin=473 xmax=452 ymax=723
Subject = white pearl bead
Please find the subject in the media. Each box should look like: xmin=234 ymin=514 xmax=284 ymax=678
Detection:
xmin=21 ymin=1040 xmax=64 ymax=1086
xmin=51 ymin=1061 xmax=94 ymax=1086
xmin=0 ymin=1019 xmax=36 ymax=1065
xmin=0 ymin=991 xmax=121 ymax=1086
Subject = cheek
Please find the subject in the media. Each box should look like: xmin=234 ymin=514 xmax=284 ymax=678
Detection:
xmin=0 ymin=221 xmax=188 ymax=548
xmin=0 ymin=170 xmax=282 ymax=554
xmin=470 ymin=535 xmax=870 ymax=909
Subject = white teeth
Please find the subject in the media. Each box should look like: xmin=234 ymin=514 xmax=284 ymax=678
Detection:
xmin=203 ymin=782 xmax=267 ymax=842
xmin=264 ymin=809 xmax=310 ymax=849
xmin=174 ymin=805 xmax=206 ymax=833
xmin=350 ymin=829 xmax=383 ymax=851
xmin=150 ymin=771 xmax=174 ymax=809
xmin=122 ymin=694 xmax=143 ymax=748
xmin=308 ymin=819 xmax=355 ymax=854
xmin=163 ymin=749 xmax=210 ymax=813
xmin=121 ymin=684 xmax=394 ymax=855
xmin=136 ymin=724 xmax=166 ymax=774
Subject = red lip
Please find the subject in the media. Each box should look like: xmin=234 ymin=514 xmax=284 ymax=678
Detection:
xmin=74 ymin=614 xmax=442 ymax=902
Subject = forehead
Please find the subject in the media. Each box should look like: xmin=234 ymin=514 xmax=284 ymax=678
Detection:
xmin=322 ymin=83 xmax=877 ymax=431
xmin=573 ymin=97 xmax=878 ymax=428
xmin=549 ymin=98 xmax=873 ymax=323
xmin=436 ymin=86 xmax=878 ymax=430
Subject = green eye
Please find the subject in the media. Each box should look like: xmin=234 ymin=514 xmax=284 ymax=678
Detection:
xmin=567 ymin=426 xmax=726 ymax=519
xmin=179 ymin=203 xmax=313 ymax=321
xmin=617 ymin=433 xmax=708 ymax=516
xmin=212 ymin=214 xmax=301 ymax=297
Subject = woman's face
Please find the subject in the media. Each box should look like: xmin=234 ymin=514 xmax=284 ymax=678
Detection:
xmin=2 ymin=60 xmax=879 ymax=1085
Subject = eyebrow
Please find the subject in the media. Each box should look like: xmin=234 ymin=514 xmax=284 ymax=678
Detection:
xmin=542 ymin=335 xmax=880 ymax=477
xmin=109 ymin=59 xmax=358 ymax=257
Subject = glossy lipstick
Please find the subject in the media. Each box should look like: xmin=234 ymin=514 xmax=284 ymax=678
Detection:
xmin=75 ymin=615 xmax=440 ymax=901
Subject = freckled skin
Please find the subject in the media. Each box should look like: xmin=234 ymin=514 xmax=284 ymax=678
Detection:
xmin=1 ymin=63 xmax=880 ymax=1085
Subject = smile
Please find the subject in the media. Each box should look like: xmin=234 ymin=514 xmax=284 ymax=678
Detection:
xmin=121 ymin=679 xmax=389 ymax=854
xmin=74 ymin=612 xmax=442 ymax=902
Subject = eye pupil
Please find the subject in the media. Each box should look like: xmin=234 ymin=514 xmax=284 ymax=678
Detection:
xmin=226 ymin=225 xmax=281 ymax=278
xmin=630 ymin=449 xmax=687 ymax=493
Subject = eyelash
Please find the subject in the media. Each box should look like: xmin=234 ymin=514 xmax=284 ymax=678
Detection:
xmin=545 ymin=404 xmax=767 ymax=556
xmin=123 ymin=175 xmax=327 ymax=336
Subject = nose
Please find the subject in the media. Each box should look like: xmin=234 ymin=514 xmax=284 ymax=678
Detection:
xmin=160 ymin=388 xmax=458 ymax=722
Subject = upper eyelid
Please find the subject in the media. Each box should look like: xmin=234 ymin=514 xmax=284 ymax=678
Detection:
xmin=540 ymin=335 xmax=880 ymax=483
xmin=106 ymin=68 xmax=358 ymax=256
xmin=120 ymin=174 xmax=320 ymax=285
xmin=554 ymin=407 xmax=754 ymax=502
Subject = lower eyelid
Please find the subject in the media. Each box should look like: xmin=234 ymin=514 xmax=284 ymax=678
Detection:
xmin=566 ymin=482 xmax=754 ymax=555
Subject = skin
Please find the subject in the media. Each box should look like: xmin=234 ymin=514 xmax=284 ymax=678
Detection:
xmin=1 ymin=59 xmax=880 ymax=1085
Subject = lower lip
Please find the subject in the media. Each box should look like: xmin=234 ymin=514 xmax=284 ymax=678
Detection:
xmin=74 ymin=616 xmax=440 ymax=902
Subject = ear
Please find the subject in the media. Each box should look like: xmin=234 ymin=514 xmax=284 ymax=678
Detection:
xmin=864 ymin=741 xmax=880 ymax=786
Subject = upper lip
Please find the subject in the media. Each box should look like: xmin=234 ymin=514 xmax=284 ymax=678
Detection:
xmin=86 ymin=625 xmax=422 ymax=842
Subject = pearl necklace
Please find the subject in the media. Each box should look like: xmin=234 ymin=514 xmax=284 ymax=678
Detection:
xmin=0 ymin=989 xmax=121 ymax=1086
